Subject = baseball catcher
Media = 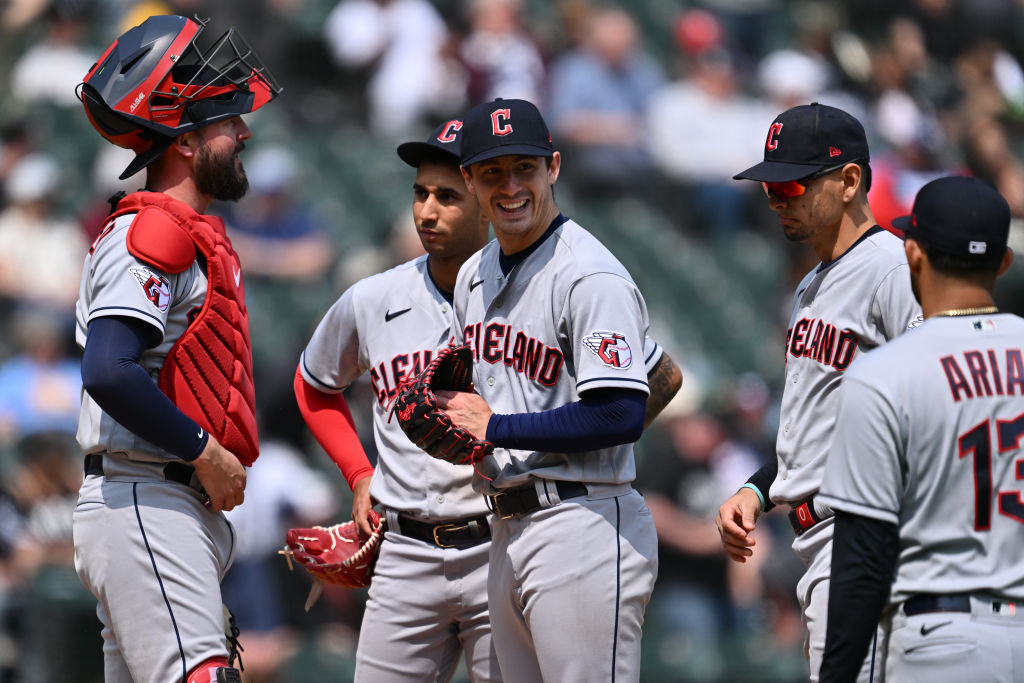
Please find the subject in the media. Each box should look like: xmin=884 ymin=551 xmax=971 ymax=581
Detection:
xmin=391 ymin=344 xmax=494 ymax=466
xmin=282 ymin=510 xmax=386 ymax=609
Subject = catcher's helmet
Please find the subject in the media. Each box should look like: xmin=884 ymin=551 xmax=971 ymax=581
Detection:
xmin=78 ymin=15 xmax=282 ymax=179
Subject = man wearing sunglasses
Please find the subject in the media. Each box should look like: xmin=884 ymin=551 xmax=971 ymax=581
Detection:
xmin=715 ymin=102 xmax=923 ymax=682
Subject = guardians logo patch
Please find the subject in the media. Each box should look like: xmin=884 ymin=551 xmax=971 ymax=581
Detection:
xmin=583 ymin=331 xmax=632 ymax=369
xmin=129 ymin=266 xmax=171 ymax=312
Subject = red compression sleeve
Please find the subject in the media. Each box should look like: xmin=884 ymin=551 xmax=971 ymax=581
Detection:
xmin=293 ymin=366 xmax=374 ymax=491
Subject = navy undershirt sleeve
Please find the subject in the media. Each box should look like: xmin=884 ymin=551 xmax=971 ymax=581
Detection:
xmin=819 ymin=510 xmax=899 ymax=683
xmin=81 ymin=316 xmax=209 ymax=461
xmin=486 ymin=388 xmax=646 ymax=452
xmin=746 ymin=460 xmax=779 ymax=512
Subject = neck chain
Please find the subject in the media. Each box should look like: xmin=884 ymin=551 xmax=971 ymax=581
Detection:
xmin=931 ymin=306 xmax=999 ymax=318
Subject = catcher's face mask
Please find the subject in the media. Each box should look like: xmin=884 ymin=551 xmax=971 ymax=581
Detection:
xmin=78 ymin=14 xmax=282 ymax=178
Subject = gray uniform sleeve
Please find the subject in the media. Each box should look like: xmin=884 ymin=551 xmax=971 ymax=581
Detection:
xmin=819 ymin=370 xmax=904 ymax=525
xmin=565 ymin=272 xmax=651 ymax=395
xmin=85 ymin=225 xmax=177 ymax=336
xmin=300 ymin=285 xmax=364 ymax=392
xmin=872 ymin=262 xmax=922 ymax=339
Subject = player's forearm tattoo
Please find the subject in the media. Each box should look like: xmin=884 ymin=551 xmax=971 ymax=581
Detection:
xmin=644 ymin=352 xmax=681 ymax=427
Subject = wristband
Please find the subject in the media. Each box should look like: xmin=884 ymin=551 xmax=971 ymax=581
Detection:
xmin=740 ymin=482 xmax=765 ymax=512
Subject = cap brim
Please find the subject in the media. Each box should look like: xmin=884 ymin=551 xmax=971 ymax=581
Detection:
xmin=119 ymin=137 xmax=174 ymax=180
xmin=732 ymin=160 xmax=829 ymax=182
xmin=461 ymin=144 xmax=554 ymax=168
xmin=891 ymin=214 xmax=912 ymax=231
xmin=396 ymin=141 xmax=459 ymax=168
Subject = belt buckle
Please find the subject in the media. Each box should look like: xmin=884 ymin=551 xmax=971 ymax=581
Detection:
xmin=432 ymin=523 xmax=461 ymax=548
xmin=487 ymin=492 xmax=513 ymax=519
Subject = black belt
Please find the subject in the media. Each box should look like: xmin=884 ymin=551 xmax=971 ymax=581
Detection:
xmin=788 ymin=496 xmax=824 ymax=535
xmin=84 ymin=453 xmax=198 ymax=489
xmin=903 ymin=594 xmax=971 ymax=616
xmin=486 ymin=481 xmax=588 ymax=518
xmin=396 ymin=514 xmax=491 ymax=549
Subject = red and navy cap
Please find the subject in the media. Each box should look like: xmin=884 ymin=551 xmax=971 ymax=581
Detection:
xmin=397 ymin=119 xmax=464 ymax=167
xmin=459 ymin=98 xmax=554 ymax=167
xmin=894 ymin=175 xmax=1010 ymax=263
xmin=734 ymin=102 xmax=869 ymax=182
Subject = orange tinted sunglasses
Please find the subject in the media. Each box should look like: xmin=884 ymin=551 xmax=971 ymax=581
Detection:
xmin=761 ymin=161 xmax=850 ymax=200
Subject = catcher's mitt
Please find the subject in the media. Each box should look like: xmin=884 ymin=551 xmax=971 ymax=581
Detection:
xmin=281 ymin=510 xmax=385 ymax=609
xmin=391 ymin=344 xmax=494 ymax=466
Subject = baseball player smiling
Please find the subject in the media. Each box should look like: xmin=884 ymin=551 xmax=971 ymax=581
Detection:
xmin=439 ymin=98 xmax=662 ymax=683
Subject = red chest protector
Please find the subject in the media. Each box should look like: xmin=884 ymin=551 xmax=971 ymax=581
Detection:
xmin=110 ymin=192 xmax=259 ymax=465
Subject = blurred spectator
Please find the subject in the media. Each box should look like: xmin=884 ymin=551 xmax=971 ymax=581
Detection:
xmin=323 ymin=0 xmax=463 ymax=137
xmin=0 ymin=307 xmax=80 ymax=450
xmin=963 ymin=116 xmax=1024 ymax=218
xmin=459 ymin=0 xmax=545 ymax=104
xmin=0 ymin=121 xmax=34 ymax=207
xmin=76 ymin=145 xmax=140 ymax=242
xmin=637 ymin=409 xmax=766 ymax=674
xmin=0 ymin=153 xmax=87 ymax=314
xmin=10 ymin=2 xmax=98 ymax=107
xmin=223 ymin=144 xmax=335 ymax=282
xmin=222 ymin=438 xmax=337 ymax=683
xmin=545 ymin=6 xmax=667 ymax=202
xmin=647 ymin=13 xmax=773 ymax=234
xmin=4 ymin=431 xmax=101 ymax=683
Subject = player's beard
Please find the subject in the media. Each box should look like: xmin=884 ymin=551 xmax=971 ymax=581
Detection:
xmin=194 ymin=142 xmax=248 ymax=202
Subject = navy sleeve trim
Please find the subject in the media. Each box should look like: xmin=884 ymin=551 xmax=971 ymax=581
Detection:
xmin=81 ymin=317 xmax=208 ymax=461
xmin=577 ymin=376 xmax=650 ymax=390
xmin=486 ymin=388 xmax=646 ymax=452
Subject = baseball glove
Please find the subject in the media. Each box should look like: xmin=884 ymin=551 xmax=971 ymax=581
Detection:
xmin=281 ymin=510 xmax=385 ymax=608
xmin=391 ymin=344 xmax=495 ymax=466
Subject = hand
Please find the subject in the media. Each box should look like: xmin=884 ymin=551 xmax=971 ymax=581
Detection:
xmin=715 ymin=487 xmax=762 ymax=563
xmin=434 ymin=390 xmax=493 ymax=441
xmin=351 ymin=475 xmax=376 ymax=536
xmin=191 ymin=435 xmax=246 ymax=512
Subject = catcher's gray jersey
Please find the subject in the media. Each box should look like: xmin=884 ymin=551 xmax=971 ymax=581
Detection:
xmin=819 ymin=313 xmax=1024 ymax=602
xmin=301 ymin=253 xmax=665 ymax=514
xmin=451 ymin=218 xmax=652 ymax=491
xmin=74 ymin=212 xmax=207 ymax=460
xmin=773 ymin=227 xmax=922 ymax=506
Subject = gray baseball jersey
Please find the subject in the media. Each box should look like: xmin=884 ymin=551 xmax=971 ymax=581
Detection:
xmin=451 ymin=217 xmax=659 ymax=683
xmin=300 ymin=252 xmax=666 ymax=514
xmin=820 ymin=312 xmax=1024 ymax=602
xmin=451 ymin=218 xmax=653 ymax=490
xmin=774 ymin=228 xmax=922 ymax=508
xmin=72 ymin=209 xmax=236 ymax=682
xmin=775 ymin=227 xmax=921 ymax=682
xmin=75 ymin=212 xmax=208 ymax=461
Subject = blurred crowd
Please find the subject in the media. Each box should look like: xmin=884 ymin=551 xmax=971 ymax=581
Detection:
xmin=1 ymin=0 xmax=1023 ymax=681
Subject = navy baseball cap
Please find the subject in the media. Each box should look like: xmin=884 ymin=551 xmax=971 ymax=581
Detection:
xmin=734 ymin=102 xmax=869 ymax=182
xmin=397 ymin=119 xmax=464 ymax=167
xmin=894 ymin=176 xmax=1010 ymax=263
xmin=459 ymin=98 xmax=554 ymax=167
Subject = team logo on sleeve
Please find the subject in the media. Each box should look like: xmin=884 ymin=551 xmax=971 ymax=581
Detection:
xmin=129 ymin=266 xmax=171 ymax=312
xmin=583 ymin=331 xmax=632 ymax=369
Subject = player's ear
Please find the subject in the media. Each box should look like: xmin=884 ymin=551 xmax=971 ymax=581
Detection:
xmin=904 ymin=238 xmax=924 ymax=274
xmin=840 ymin=163 xmax=861 ymax=202
xmin=997 ymin=246 xmax=1014 ymax=278
xmin=547 ymin=151 xmax=561 ymax=185
xmin=172 ymin=131 xmax=198 ymax=159
xmin=461 ymin=166 xmax=476 ymax=194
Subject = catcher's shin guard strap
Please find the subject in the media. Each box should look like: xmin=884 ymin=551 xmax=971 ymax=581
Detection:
xmin=186 ymin=657 xmax=240 ymax=683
